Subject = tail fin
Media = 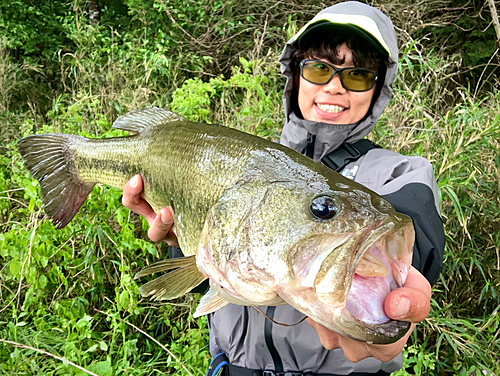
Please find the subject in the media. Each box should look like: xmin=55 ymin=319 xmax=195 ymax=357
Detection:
xmin=17 ymin=134 xmax=95 ymax=229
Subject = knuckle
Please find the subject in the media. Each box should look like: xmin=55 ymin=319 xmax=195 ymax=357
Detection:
xmin=148 ymin=229 xmax=161 ymax=243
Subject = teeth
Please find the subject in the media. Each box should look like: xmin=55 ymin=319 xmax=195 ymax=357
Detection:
xmin=317 ymin=104 xmax=344 ymax=113
xmin=355 ymin=254 xmax=388 ymax=278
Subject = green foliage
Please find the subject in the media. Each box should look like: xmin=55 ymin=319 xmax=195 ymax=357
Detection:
xmin=407 ymin=0 xmax=498 ymax=82
xmin=170 ymin=56 xmax=283 ymax=138
xmin=393 ymin=343 xmax=436 ymax=376
xmin=0 ymin=0 xmax=73 ymax=58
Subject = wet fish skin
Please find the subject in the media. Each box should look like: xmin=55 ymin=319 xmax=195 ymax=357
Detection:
xmin=17 ymin=107 xmax=414 ymax=344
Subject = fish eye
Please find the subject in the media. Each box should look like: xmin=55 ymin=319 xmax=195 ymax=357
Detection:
xmin=310 ymin=196 xmax=339 ymax=220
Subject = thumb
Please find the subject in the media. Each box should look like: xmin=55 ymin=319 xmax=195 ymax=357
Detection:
xmin=147 ymin=207 xmax=175 ymax=243
xmin=384 ymin=267 xmax=431 ymax=323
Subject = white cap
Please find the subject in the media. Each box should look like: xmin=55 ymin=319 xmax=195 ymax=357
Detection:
xmin=294 ymin=13 xmax=391 ymax=58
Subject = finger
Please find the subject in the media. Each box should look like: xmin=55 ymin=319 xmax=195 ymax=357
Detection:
xmin=122 ymin=175 xmax=156 ymax=221
xmin=307 ymin=317 xmax=409 ymax=363
xmin=147 ymin=207 xmax=175 ymax=243
xmin=306 ymin=318 xmax=341 ymax=350
xmin=306 ymin=319 xmax=415 ymax=363
xmin=384 ymin=267 xmax=431 ymax=322
xmin=123 ymin=174 xmax=143 ymax=197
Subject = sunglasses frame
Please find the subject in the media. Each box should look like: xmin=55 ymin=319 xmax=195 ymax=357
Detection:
xmin=299 ymin=59 xmax=378 ymax=92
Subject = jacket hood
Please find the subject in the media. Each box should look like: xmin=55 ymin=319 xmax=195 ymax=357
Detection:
xmin=279 ymin=1 xmax=398 ymax=161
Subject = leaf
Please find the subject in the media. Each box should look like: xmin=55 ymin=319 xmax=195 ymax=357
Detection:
xmin=99 ymin=341 xmax=108 ymax=352
xmin=10 ymin=259 xmax=21 ymax=276
xmin=28 ymin=197 xmax=35 ymax=211
xmin=86 ymin=360 xmax=113 ymax=376
xmin=117 ymin=290 xmax=130 ymax=309
xmin=85 ymin=344 xmax=98 ymax=353
xmin=37 ymin=274 xmax=47 ymax=289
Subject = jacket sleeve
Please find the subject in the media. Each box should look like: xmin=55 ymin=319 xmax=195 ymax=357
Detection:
xmin=353 ymin=149 xmax=445 ymax=286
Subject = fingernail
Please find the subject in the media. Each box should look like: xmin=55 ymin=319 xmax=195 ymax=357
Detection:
xmin=394 ymin=297 xmax=410 ymax=318
xmin=160 ymin=209 xmax=172 ymax=225
xmin=130 ymin=175 xmax=139 ymax=187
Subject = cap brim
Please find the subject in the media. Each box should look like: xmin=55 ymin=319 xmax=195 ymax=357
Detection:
xmin=294 ymin=14 xmax=391 ymax=58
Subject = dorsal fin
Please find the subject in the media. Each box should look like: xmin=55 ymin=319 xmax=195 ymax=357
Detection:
xmin=112 ymin=107 xmax=186 ymax=133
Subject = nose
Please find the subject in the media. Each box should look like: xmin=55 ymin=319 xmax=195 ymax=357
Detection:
xmin=322 ymin=73 xmax=346 ymax=95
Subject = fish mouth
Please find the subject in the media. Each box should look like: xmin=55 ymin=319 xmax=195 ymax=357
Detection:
xmin=339 ymin=221 xmax=415 ymax=342
xmin=346 ymin=222 xmax=414 ymax=325
xmin=286 ymin=217 xmax=414 ymax=343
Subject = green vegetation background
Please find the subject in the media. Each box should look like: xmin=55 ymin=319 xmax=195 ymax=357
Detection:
xmin=0 ymin=0 xmax=499 ymax=375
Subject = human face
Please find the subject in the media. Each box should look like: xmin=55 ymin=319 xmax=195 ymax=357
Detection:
xmin=297 ymin=43 xmax=376 ymax=125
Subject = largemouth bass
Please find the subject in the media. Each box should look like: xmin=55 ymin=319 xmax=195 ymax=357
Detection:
xmin=18 ymin=107 xmax=414 ymax=344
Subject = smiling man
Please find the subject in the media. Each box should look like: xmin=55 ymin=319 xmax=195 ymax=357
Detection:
xmin=122 ymin=2 xmax=445 ymax=375
xmin=296 ymin=49 xmax=378 ymax=125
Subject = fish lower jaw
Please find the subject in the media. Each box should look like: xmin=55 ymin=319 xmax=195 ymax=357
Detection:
xmin=336 ymin=307 xmax=411 ymax=344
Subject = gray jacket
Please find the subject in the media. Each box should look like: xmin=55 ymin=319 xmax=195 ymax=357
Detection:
xmin=207 ymin=2 xmax=444 ymax=374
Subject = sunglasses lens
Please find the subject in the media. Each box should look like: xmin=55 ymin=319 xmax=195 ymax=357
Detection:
xmin=341 ymin=68 xmax=377 ymax=91
xmin=301 ymin=61 xmax=334 ymax=84
xmin=301 ymin=60 xmax=377 ymax=91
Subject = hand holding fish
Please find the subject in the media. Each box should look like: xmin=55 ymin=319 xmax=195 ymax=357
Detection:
xmin=123 ymin=174 xmax=178 ymax=246
xmin=122 ymin=173 xmax=428 ymax=362
xmin=122 ymin=178 xmax=430 ymax=360
xmin=306 ymin=266 xmax=430 ymax=361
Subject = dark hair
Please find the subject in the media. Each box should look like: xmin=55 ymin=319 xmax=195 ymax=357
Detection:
xmin=290 ymin=35 xmax=389 ymax=118
xmin=292 ymin=36 xmax=386 ymax=73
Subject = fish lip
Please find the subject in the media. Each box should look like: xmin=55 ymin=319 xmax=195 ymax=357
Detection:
xmin=340 ymin=219 xmax=414 ymax=334
xmin=292 ymin=231 xmax=356 ymax=289
xmin=352 ymin=219 xmax=414 ymax=285
xmin=338 ymin=306 xmax=412 ymax=344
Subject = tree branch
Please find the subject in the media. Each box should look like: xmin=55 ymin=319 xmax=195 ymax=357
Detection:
xmin=486 ymin=0 xmax=500 ymax=46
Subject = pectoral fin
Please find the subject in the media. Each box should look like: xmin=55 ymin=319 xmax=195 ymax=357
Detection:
xmin=193 ymin=288 xmax=229 ymax=317
xmin=136 ymin=256 xmax=206 ymax=300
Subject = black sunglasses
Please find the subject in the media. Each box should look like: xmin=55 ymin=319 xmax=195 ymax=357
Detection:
xmin=299 ymin=59 xmax=378 ymax=92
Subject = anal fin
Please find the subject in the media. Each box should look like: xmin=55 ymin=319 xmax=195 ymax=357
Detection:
xmin=136 ymin=256 xmax=206 ymax=300
xmin=193 ymin=288 xmax=229 ymax=317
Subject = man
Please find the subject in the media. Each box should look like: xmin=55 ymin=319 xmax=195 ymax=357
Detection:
xmin=123 ymin=2 xmax=444 ymax=374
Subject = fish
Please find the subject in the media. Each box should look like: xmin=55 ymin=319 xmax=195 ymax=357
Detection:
xmin=17 ymin=107 xmax=414 ymax=344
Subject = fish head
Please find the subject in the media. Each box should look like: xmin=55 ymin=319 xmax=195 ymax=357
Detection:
xmin=280 ymin=180 xmax=415 ymax=344
xmin=199 ymin=169 xmax=414 ymax=344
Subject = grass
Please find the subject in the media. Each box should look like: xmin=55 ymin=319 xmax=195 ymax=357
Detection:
xmin=0 ymin=11 xmax=499 ymax=376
